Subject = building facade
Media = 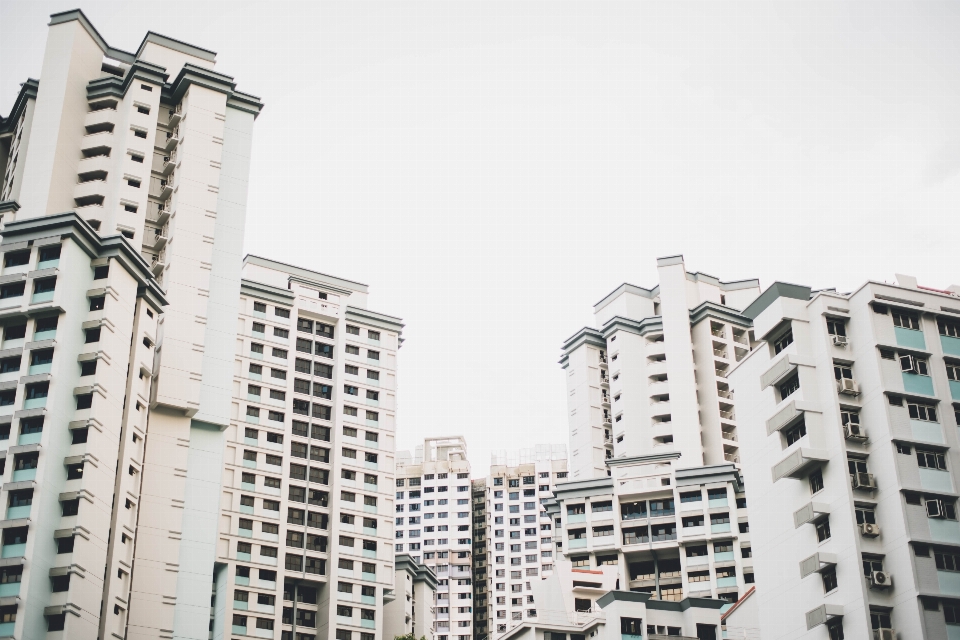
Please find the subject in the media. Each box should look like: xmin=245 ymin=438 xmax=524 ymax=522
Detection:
xmin=502 ymin=561 xmax=725 ymax=640
xmin=383 ymin=554 xmax=438 ymax=640
xmin=551 ymin=256 xmax=759 ymax=614
xmin=0 ymin=10 xmax=261 ymax=640
xmin=396 ymin=437 xmax=474 ymax=640
xmin=216 ymin=256 xmax=403 ymax=640
xmin=560 ymin=255 xmax=761 ymax=479
xmin=730 ymin=275 xmax=960 ymax=639
xmin=471 ymin=445 xmax=569 ymax=639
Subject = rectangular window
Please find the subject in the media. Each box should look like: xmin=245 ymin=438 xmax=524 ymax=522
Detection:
xmin=893 ymin=311 xmax=920 ymax=330
xmin=774 ymin=329 xmax=794 ymax=354
xmin=909 ymin=402 xmax=938 ymax=422
xmin=778 ymin=374 xmax=800 ymax=399
xmin=917 ymin=449 xmax=947 ymax=471
xmin=785 ymin=419 xmax=807 ymax=445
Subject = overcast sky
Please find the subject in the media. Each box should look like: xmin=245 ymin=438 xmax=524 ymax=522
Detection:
xmin=3 ymin=1 xmax=959 ymax=474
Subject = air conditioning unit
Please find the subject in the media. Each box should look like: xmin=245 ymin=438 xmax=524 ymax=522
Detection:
xmin=831 ymin=334 xmax=848 ymax=347
xmin=837 ymin=378 xmax=860 ymax=395
xmin=859 ymin=522 xmax=881 ymax=538
xmin=853 ymin=473 xmax=877 ymax=491
xmin=844 ymin=424 xmax=867 ymax=441
xmin=870 ymin=571 xmax=893 ymax=589
xmin=874 ymin=630 xmax=895 ymax=640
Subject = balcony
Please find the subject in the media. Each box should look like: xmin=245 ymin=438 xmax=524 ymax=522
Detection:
xmin=168 ymin=105 xmax=183 ymax=126
xmin=164 ymin=129 xmax=180 ymax=151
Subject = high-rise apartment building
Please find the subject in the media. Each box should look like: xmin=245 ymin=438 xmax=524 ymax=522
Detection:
xmin=730 ymin=275 xmax=960 ymax=639
xmin=217 ymin=256 xmax=403 ymax=640
xmin=383 ymin=553 xmax=438 ymax=640
xmin=471 ymin=445 xmax=568 ymax=640
xmin=551 ymin=256 xmax=759 ymax=612
xmin=396 ymin=437 xmax=474 ymax=640
xmin=0 ymin=10 xmax=260 ymax=640
xmin=561 ymin=255 xmax=760 ymax=477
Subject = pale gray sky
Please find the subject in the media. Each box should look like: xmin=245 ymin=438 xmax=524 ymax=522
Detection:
xmin=3 ymin=1 xmax=959 ymax=473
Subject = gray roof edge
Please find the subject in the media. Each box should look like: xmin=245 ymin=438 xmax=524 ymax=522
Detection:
xmin=742 ymin=281 xmax=813 ymax=320
xmin=137 ymin=32 xmax=217 ymax=62
xmin=561 ymin=326 xmax=606 ymax=353
xmin=244 ymin=255 xmax=368 ymax=294
xmin=606 ymin=452 xmax=681 ymax=467
xmin=593 ymin=282 xmax=658 ymax=313
xmin=689 ymin=302 xmax=753 ymax=327
xmin=49 ymin=9 xmax=137 ymax=63
xmin=344 ymin=306 xmax=404 ymax=331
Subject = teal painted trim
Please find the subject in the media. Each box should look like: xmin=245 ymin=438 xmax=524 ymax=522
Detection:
xmin=896 ymin=326 xmax=927 ymax=349
xmin=568 ymin=538 xmax=588 ymax=549
xmin=903 ymin=372 xmax=935 ymax=396
xmin=930 ymin=519 xmax=960 ymax=544
xmin=911 ymin=420 xmax=944 ymax=443
xmin=4 ymin=504 xmax=32 ymax=520
xmin=939 ymin=570 xmax=960 ymax=596
xmin=949 ymin=624 xmax=960 ymax=640
xmin=11 ymin=469 xmax=35 ymax=482
xmin=943 ymin=335 xmax=960 ymax=357
xmin=717 ymin=576 xmax=738 ymax=588
xmin=711 ymin=524 xmax=731 ymax=534
xmin=17 ymin=431 xmax=42 ymax=445
xmin=600 ymin=315 xmax=664 ymax=340
xmin=920 ymin=469 xmax=954 ymax=493
xmin=0 ymin=582 xmax=19 ymax=597
xmin=715 ymin=552 xmax=734 ymax=562
xmin=1 ymin=543 xmax=25 ymax=558
xmin=689 ymin=301 xmax=753 ymax=327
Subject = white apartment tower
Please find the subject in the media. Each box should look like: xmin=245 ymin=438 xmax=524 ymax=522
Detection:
xmin=396 ymin=437 xmax=474 ymax=640
xmin=0 ymin=9 xmax=260 ymax=640
xmin=561 ymin=255 xmax=761 ymax=477
xmin=471 ymin=445 xmax=569 ymax=640
xmin=730 ymin=275 xmax=960 ymax=639
xmin=218 ymin=256 xmax=403 ymax=640
xmin=552 ymin=256 xmax=761 ymax=612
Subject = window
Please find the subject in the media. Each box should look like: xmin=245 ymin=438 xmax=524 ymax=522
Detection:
xmin=827 ymin=319 xmax=846 ymax=337
xmin=778 ymin=374 xmax=800 ymax=399
xmin=940 ymin=319 xmax=960 ymax=338
xmin=275 ymin=307 xmax=290 ymax=319
xmin=870 ymin=611 xmax=892 ymax=632
xmin=917 ymin=449 xmax=947 ymax=470
xmin=855 ymin=507 xmax=876 ymax=525
xmin=785 ymin=420 xmax=807 ymax=445
xmin=936 ymin=551 xmax=960 ymax=571
xmin=833 ymin=364 xmax=853 ymax=380
xmin=880 ymin=348 xmax=896 ymax=360
xmin=367 ymin=370 xmax=379 ymax=380
xmin=774 ymin=329 xmax=794 ymax=354
xmin=948 ymin=364 xmax=960 ymax=382
xmin=816 ymin=518 xmax=831 ymax=542
xmin=862 ymin=556 xmax=884 ymax=577
xmin=900 ymin=354 xmax=929 ymax=375
xmin=821 ymin=566 xmax=838 ymax=593
xmin=345 ymin=365 xmax=359 ymax=375
xmin=271 ymin=348 xmax=287 ymax=359
xmin=367 ymin=350 xmax=380 ymax=361
xmin=346 ymin=345 xmax=360 ymax=355
xmin=908 ymin=402 xmax=938 ymax=422
xmin=893 ymin=310 xmax=920 ymax=330
xmin=810 ymin=468 xmax=825 ymax=494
